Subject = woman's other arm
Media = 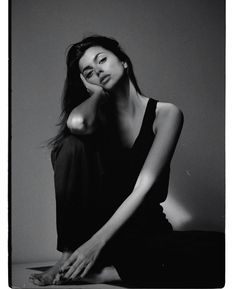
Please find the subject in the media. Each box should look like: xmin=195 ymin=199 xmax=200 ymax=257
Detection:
xmin=67 ymin=74 xmax=106 ymax=135
xmin=94 ymin=102 xmax=184 ymax=242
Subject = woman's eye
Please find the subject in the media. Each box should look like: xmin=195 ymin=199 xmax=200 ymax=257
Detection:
xmin=86 ymin=71 xmax=93 ymax=79
xmin=99 ymin=57 xmax=107 ymax=64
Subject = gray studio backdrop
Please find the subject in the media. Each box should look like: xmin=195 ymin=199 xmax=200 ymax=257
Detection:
xmin=12 ymin=0 xmax=225 ymax=264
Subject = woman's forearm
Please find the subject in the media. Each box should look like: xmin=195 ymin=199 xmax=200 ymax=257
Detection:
xmin=92 ymin=174 xmax=153 ymax=244
xmin=92 ymin=104 xmax=183 ymax=245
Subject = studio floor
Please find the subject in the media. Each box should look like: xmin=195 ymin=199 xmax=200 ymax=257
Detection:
xmin=11 ymin=231 xmax=225 ymax=289
xmin=11 ymin=260 xmax=220 ymax=289
xmin=11 ymin=261 xmax=141 ymax=289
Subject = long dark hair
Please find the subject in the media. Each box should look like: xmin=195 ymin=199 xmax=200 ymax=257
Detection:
xmin=48 ymin=35 xmax=142 ymax=151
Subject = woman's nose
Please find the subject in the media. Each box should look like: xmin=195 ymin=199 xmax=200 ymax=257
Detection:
xmin=95 ymin=66 xmax=103 ymax=76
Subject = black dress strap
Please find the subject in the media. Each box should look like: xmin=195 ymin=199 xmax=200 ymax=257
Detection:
xmin=133 ymin=98 xmax=158 ymax=147
xmin=143 ymin=98 xmax=158 ymax=130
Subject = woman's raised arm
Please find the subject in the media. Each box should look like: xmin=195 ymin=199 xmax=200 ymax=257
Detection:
xmin=67 ymin=92 xmax=104 ymax=135
xmin=67 ymin=74 xmax=106 ymax=135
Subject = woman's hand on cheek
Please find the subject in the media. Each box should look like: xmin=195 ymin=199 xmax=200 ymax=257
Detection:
xmin=56 ymin=237 xmax=105 ymax=282
xmin=80 ymin=74 xmax=105 ymax=97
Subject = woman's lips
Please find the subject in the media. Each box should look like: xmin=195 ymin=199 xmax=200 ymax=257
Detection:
xmin=100 ymin=75 xmax=110 ymax=85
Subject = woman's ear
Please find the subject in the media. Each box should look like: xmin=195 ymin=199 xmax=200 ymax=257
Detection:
xmin=122 ymin=62 xmax=128 ymax=69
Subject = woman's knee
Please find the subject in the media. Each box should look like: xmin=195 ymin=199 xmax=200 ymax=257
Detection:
xmin=62 ymin=135 xmax=87 ymax=155
xmin=51 ymin=135 xmax=99 ymax=174
xmin=51 ymin=135 xmax=91 ymax=167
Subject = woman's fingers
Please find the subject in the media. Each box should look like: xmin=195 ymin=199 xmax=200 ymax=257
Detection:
xmin=59 ymin=250 xmax=82 ymax=279
xmin=61 ymin=256 xmax=92 ymax=280
xmin=52 ymin=273 xmax=60 ymax=285
xmin=58 ymin=238 xmax=103 ymax=281
xmin=80 ymin=261 xmax=93 ymax=278
xmin=60 ymin=262 xmax=70 ymax=272
xmin=63 ymin=257 xmax=83 ymax=279
xmin=70 ymin=262 xmax=86 ymax=280
xmin=80 ymin=73 xmax=92 ymax=91
xmin=80 ymin=73 xmax=86 ymax=84
xmin=80 ymin=73 xmax=104 ymax=95
xmin=60 ymin=253 xmax=77 ymax=271
xmin=59 ymin=264 xmax=70 ymax=274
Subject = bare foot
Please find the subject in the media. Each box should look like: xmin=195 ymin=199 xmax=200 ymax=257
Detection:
xmin=85 ymin=266 xmax=121 ymax=284
xmin=29 ymin=251 xmax=72 ymax=286
xmin=53 ymin=265 xmax=121 ymax=285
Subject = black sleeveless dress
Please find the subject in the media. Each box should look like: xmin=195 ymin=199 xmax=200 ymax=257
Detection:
xmin=96 ymin=98 xmax=173 ymax=237
xmin=52 ymin=97 xmax=224 ymax=287
xmin=92 ymin=98 xmax=224 ymax=288
xmin=89 ymin=98 xmax=174 ymax=283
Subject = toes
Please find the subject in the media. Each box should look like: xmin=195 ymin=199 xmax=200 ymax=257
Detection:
xmin=29 ymin=276 xmax=43 ymax=286
xmin=52 ymin=273 xmax=61 ymax=285
xmin=29 ymin=274 xmax=40 ymax=283
xmin=29 ymin=273 xmax=51 ymax=286
xmin=29 ymin=273 xmax=40 ymax=279
xmin=32 ymin=278 xmax=43 ymax=286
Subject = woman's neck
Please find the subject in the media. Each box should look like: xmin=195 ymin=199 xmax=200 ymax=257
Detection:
xmin=109 ymin=76 xmax=142 ymax=117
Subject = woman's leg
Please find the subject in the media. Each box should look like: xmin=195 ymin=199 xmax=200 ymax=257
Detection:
xmin=52 ymin=135 xmax=103 ymax=252
xmin=30 ymin=135 xmax=104 ymax=286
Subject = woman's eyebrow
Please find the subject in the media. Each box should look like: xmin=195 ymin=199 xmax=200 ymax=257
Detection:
xmin=82 ymin=53 xmax=105 ymax=74
xmin=82 ymin=66 xmax=92 ymax=74
xmin=94 ymin=52 xmax=104 ymax=62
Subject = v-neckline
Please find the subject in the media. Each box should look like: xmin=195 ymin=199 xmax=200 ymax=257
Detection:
xmin=121 ymin=98 xmax=151 ymax=150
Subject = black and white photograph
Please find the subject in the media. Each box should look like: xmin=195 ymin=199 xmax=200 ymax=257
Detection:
xmin=10 ymin=0 xmax=225 ymax=288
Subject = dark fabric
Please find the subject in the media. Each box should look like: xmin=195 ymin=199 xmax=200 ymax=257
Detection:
xmin=97 ymin=98 xmax=173 ymax=235
xmin=109 ymin=230 xmax=225 ymax=288
xmin=51 ymin=98 xmax=172 ymax=251
xmin=51 ymin=134 xmax=106 ymax=251
xmin=50 ymin=98 xmax=224 ymax=287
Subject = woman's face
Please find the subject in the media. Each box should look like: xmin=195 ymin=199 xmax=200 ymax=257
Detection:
xmin=78 ymin=46 xmax=126 ymax=90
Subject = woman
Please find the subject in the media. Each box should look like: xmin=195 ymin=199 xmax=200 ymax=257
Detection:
xmin=30 ymin=35 xmax=184 ymax=286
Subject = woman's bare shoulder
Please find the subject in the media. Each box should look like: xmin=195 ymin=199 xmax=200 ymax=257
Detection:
xmin=155 ymin=101 xmax=182 ymax=114
xmin=153 ymin=101 xmax=184 ymax=132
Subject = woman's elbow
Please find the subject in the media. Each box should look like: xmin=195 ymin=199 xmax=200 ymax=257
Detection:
xmin=67 ymin=115 xmax=87 ymax=134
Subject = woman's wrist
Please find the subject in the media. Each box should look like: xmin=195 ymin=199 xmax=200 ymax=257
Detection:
xmin=92 ymin=230 xmax=109 ymax=248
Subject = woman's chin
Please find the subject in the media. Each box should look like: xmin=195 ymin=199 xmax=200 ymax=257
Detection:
xmin=102 ymin=79 xmax=114 ymax=90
